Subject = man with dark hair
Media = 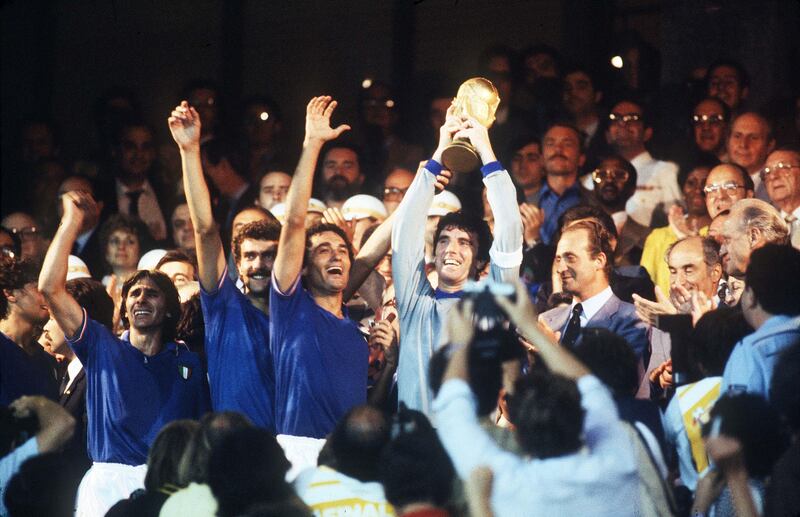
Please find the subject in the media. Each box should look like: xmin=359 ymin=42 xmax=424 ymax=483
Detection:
xmin=317 ymin=142 xmax=364 ymax=209
xmin=379 ymin=408 xmax=455 ymax=515
xmin=270 ymin=96 xmax=370 ymax=438
xmin=540 ymin=220 xmax=648 ymax=360
xmin=691 ymin=97 xmax=730 ymax=161
xmin=110 ymin=121 xmax=174 ymax=242
xmin=392 ymin=105 xmax=522 ymax=414
xmin=38 ymin=190 xmax=209 ymax=516
xmin=170 ymin=101 xmax=282 ymax=431
xmin=562 ymin=65 xmax=610 ymax=168
xmin=727 ymin=112 xmax=775 ymax=200
xmin=434 ymin=283 xmax=639 ymax=515
xmin=590 ymin=155 xmax=638 ymax=226
xmin=605 ymin=97 xmax=681 ymax=228
xmin=706 ymin=60 xmax=750 ymax=113
xmin=532 ymin=122 xmax=594 ymax=246
xmin=0 ymin=256 xmax=57 ymax=405
xmin=207 ymin=427 xmax=299 ymax=517
xmin=295 ymin=405 xmax=393 ymax=514
xmin=509 ymin=136 xmax=545 ymax=203
xmin=200 ymin=137 xmax=252 ymax=231
xmin=722 ymin=244 xmax=800 ymax=398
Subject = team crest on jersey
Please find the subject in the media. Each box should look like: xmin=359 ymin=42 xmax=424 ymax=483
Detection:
xmin=179 ymin=365 xmax=192 ymax=380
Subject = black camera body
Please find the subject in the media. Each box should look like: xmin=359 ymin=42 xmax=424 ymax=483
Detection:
xmin=461 ymin=279 xmax=523 ymax=415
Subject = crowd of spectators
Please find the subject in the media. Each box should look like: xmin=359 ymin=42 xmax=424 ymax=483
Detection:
xmin=1 ymin=39 xmax=800 ymax=517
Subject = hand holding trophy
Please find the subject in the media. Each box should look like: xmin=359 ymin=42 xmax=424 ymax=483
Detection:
xmin=440 ymin=78 xmax=500 ymax=173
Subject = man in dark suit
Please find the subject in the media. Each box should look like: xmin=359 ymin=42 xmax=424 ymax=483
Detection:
xmin=38 ymin=277 xmax=114 ymax=471
xmin=539 ymin=219 xmax=648 ymax=364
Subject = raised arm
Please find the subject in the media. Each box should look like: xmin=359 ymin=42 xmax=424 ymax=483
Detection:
xmin=391 ymin=110 xmax=460 ymax=298
xmin=456 ymin=118 xmax=523 ymax=280
xmin=38 ymin=192 xmax=94 ymax=337
xmin=494 ymin=281 xmax=590 ymax=380
xmin=273 ymin=96 xmax=350 ymax=293
xmin=168 ymin=101 xmax=226 ymax=291
xmin=343 ymin=211 xmax=395 ymax=302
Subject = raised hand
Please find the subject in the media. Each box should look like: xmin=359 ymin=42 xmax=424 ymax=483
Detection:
xmin=648 ymin=358 xmax=673 ymax=389
xmin=691 ymin=290 xmax=717 ymax=325
xmin=304 ymin=96 xmax=350 ymax=146
xmin=453 ymin=116 xmax=496 ymax=164
xmin=433 ymin=104 xmax=464 ymax=159
xmin=322 ymin=207 xmax=355 ymax=246
xmin=168 ymin=101 xmax=202 ymax=151
xmin=520 ymin=203 xmax=544 ymax=246
xmin=633 ymin=286 xmax=677 ymax=326
xmin=416 ymin=160 xmax=452 ymax=193
xmin=668 ymin=204 xmax=693 ymax=239
xmin=369 ymin=319 xmax=398 ymax=370
xmin=61 ymin=190 xmax=98 ymax=230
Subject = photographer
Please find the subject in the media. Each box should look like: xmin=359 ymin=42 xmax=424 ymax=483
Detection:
xmin=1 ymin=395 xmax=76 ymax=515
xmin=433 ymin=281 xmax=639 ymax=516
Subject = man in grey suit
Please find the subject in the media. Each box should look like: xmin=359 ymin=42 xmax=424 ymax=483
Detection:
xmin=539 ymin=219 xmax=648 ymax=362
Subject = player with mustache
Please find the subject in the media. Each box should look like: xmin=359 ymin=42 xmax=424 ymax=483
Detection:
xmin=169 ymin=99 xmax=281 ymax=431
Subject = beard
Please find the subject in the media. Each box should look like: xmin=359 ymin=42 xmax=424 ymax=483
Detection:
xmin=325 ymin=175 xmax=358 ymax=201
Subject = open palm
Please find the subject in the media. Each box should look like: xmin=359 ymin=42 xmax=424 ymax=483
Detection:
xmin=304 ymin=96 xmax=350 ymax=145
xmin=168 ymin=101 xmax=202 ymax=149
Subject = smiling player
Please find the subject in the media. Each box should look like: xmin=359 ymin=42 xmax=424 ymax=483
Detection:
xmin=270 ymin=96 xmax=368 ymax=439
xmin=391 ymin=106 xmax=523 ymax=414
xmin=169 ymin=100 xmax=281 ymax=431
xmin=38 ymin=190 xmax=209 ymax=515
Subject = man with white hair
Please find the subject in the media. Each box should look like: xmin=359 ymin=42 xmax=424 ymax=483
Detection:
xmin=720 ymin=198 xmax=789 ymax=278
xmin=762 ymin=146 xmax=800 ymax=248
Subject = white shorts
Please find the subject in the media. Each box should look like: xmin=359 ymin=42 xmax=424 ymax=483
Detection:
xmin=75 ymin=462 xmax=147 ymax=517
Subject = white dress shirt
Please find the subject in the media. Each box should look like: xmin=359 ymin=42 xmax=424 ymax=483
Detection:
xmin=115 ymin=179 xmax=167 ymax=241
xmin=625 ymin=151 xmax=681 ymax=227
xmin=780 ymin=206 xmax=800 ymax=250
xmin=570 ymin=285 xmax=614 ymax=326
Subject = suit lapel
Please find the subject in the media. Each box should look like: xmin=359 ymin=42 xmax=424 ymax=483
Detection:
xmin=586 ymin=294 xmax=620 ymax=325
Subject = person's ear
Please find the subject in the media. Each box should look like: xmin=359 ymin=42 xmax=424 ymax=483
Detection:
xmin=2 ymin=288 xmax=16 ymax=304
xmin=643 ymin=127 xmax=653 ymax=143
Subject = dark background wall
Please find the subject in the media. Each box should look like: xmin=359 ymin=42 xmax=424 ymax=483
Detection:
xmin=2 ymin=0 xmax=798 ymax=212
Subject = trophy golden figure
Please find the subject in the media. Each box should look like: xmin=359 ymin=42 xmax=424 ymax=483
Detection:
xmin=440 ymin=77 xmax=500 ymax=174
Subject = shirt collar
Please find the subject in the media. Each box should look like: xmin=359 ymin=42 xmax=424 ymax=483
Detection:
xmin=434 ymin=288 xmax=463 ymax=300
xmin=629 ymin=151 xmax=652 ymax=169
xmin=570 ymin=285 xmax=613 ymax=322
xmin=780 ymin=206 xmax=800 ymax=220
xmin=67 ymin=357 xmax=83 ymax=379
xmin=116 ymin=178 xmax=154 ymax=196
xmin=540 ymin=180 xmax=581 ymax=199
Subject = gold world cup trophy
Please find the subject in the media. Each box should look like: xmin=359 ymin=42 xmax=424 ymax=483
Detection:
xmin=440 ymin=77 xmax=500 ymax=174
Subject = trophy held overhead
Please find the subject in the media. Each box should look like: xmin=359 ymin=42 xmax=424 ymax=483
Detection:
xmin=441 ymin=77 xmax=500 ymax=174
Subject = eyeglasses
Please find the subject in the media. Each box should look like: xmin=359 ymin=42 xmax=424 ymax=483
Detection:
xmin=759 ymin=162 xmax=800 ymax=182
xmin=9 ymin=226 xmax=39 ymax=240
xmin=692 ymin=114 xmax=725 ymax=125
xmin=703 ymin=182 xmax=744 ymax=197
xmin=0 ymin=246 xmax=15 ymax=259
xmin=383 ymin=186 xmax=408 ymax=198
xmin=363 ymin=99 xmax=395 ymax=109
xmin=608 ymin=113 xmax=642 ymax=125
xmin=592 ymin=168 xmax=629 ymax=183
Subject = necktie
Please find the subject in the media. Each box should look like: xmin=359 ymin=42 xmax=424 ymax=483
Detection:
xmin=786 ymin=215 xmax=800 ymax=249
xmin=560 ymin=303 xmax=583 ymax=349
xmin=126 ymin=190 xmax=144 ymax=219
xmin=59 ymin=370 xmax=70 ymax=396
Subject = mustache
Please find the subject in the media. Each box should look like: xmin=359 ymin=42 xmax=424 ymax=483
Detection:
xmin=246 ymin=268 xmax=270 ymax=276
xmin=548 ymin=154 xmax=568 ymax=161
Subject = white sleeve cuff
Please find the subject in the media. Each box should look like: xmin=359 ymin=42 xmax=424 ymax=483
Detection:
xmin=489 ymin=245 xmax=523 ymax=269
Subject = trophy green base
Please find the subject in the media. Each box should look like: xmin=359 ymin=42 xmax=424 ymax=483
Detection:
xmin=441 ymin=139 xmax=480 ymax=174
